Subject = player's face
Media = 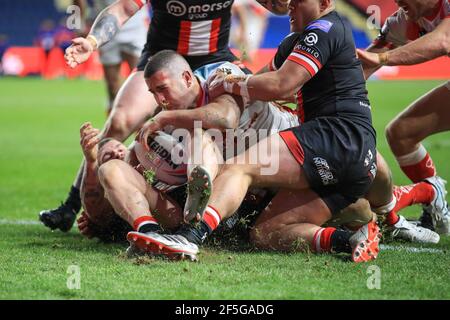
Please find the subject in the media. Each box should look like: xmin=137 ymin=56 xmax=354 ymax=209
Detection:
xmin=146 ymin=70 xmax=192 ymax=110
xmin=98 ymin=139 xmax=128 ymax=165
xmin=395 ymin=0 xmax=430 ymax=21
xmin=288 ymin=0 xmax=323 ymax=32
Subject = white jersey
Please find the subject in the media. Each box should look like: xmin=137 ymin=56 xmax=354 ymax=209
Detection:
xmin=196 ymin=62 xmax=299 ymax=157
xmin=374 ymin=0 xmax=450 ymax=48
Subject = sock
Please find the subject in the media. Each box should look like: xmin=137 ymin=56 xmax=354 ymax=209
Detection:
xmin=312 ymin=227 xmax=352 ymax=254
xmin=133 ymin=216 xmax=161 ymax=233
xmin=396 ymin=145 xmax=436 ymax=183
xmin=65 ymin=185 xmax=81 ymax=213
xmin=176 ymin=206 xmax=222 ymax=245
xmin=372 ymin=197 xmax=399 ymax=226
xmin=385 ymin=211 xmax=400 ymax=226
xmin=393 ymin=182 xmax=435 ymax=212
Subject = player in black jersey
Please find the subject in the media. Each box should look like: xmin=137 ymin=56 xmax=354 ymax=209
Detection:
xmin=265 ymin=32 xmax=440 ymax=244
xmin=134 ymin=0 xmax=382 ymax=263
xmin=40 ymin=0 xmax=289 ymax=232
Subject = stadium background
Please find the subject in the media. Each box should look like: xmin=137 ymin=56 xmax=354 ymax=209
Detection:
xmin=0 ymin=0 xmax=449 ymax=300
xmin=1 ymin=0 xmax=449 ymax=79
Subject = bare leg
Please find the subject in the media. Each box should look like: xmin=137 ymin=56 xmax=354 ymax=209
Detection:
xmin=250 ymin=188 xmax=331 ymax=251
xmin=102 ymin=63 xmax=122 ymax=113
xmin=98 ymin=159 xmax=182 ymax=230
xmin=386 ymin=83 xmax=450 ymax=157
xmin=208 ymin=134 xmax=310 ymax=221
xmin=366 ymin=152 xmax=394 ymax=208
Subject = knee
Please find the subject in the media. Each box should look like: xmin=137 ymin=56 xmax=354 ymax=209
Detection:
xmin=98 ymin=159 xmax=125 ymax=189
xmin=385 ymin=117 xmax=407 ymax=146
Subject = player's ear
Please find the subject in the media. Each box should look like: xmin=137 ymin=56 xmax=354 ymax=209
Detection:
xmin=183 ymin=70 xmax=193 ymax=87
xmin=320 ymin=0 xmax=332 ymax=11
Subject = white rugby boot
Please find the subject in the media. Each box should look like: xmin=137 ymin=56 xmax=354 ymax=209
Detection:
xmin=127 ymin=231 xmax=199 ymax=261
xmin=423 ymin=176 xmax=450 ymax=235
xmin=390 ymin=215 xmax=440 ymax=244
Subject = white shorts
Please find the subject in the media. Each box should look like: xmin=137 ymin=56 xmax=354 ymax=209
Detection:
xmin=99 ymin=39 xmax=144 ymax=66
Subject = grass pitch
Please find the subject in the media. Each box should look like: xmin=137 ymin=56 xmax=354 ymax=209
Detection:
xmin=0 ymin=78 xmax=449 ymax=299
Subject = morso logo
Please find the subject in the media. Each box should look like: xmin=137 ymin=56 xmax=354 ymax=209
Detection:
xmin=166 ymin=0 xmax=233 ymax=18
xmin=167 ymin=0 xmax=187 ymax=16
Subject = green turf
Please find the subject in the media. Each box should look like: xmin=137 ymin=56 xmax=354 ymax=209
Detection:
xmin=0 ymin=78 xmax=449 ymax=299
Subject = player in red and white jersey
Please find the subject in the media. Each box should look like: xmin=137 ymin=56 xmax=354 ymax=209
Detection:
xmin=357 ymin=0 xmax=450 ymax=235
xmin=41 ymin=0 xmax=289 ymax=232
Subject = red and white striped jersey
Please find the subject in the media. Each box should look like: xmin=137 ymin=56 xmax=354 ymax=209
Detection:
xmin=133 ymin=0 xmax=237 ymax=68
xmin=374 ymin=0 xmax=450 ymax=47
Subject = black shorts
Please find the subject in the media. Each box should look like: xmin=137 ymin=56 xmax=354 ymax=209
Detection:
xmin=279 ymin=117 xmax=377 ymax=214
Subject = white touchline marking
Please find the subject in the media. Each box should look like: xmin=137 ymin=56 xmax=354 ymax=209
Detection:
xmin=0 ymin=219 xmax=41 ymax=225
xmin=380 ymin=244 xmax=445 ymax=254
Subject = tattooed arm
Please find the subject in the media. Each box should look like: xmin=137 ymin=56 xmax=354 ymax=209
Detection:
xmin=65 ymin=0 xmax=142 ymax=67
xmin=79 ymin=123 xmax=114 ymax=220
xmin=88 ymin=0 xmax=141 ymax=48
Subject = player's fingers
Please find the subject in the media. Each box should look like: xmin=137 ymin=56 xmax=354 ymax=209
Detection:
xmin=85 ymin=137 xmax=100 ymax=149
xmin=78 ymin=220 xmax=89 ymax=230
xmin=71 ymin=37 xmax=85 ymax=45
xmin=84 ymin=130 xmax=99 ymax=141
xmin=80 ymin=122 xmax=92 ymax=133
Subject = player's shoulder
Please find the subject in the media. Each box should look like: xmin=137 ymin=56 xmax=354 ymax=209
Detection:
xmin=303 ymin=11 xmax=345 ymax=36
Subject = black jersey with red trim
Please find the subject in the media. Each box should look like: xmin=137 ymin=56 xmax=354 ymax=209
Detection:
xmin=134 ymin=0 xmax=237 ymax=69
xmin=271 ymin=11 xmax=373 ymax=131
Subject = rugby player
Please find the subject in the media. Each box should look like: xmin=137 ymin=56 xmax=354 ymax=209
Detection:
xmin=76 ymin=122 xmax=185 ymax=243
xmin=73 ymin=0 xmax=148 ymax=114
xmin=40 ymin=0 xmax=289 ymax=232
xmin=356 ymin=0 xmax=450 ymax=235
xmin=124 ymin=0 xmax=385 ymax=263
xmin=98 ymin=49 xmax=301 ymax=254
xmin=126 ymin=0 xmax=441 ymax=263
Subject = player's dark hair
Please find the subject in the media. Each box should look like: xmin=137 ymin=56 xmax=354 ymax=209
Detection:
xmin=144 ymin=50 xmax=184 ymax=79
xmin=98 ymin=137 xmax=114 ymax=149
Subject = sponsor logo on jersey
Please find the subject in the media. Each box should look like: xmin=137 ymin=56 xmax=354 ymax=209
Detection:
xmin=148 ymin=139 xmax=180 ymax=170
xmin=305 ymin=20 xmax=333 ymax=33
xmin=359 ymin=101 xmax=371 ymax=109
xmin=304 ymin=33 xmax=318 ymax=46
xmin=294 ymin=44 xmax=320 ymax=58
xmin=364 ymin=149 xmax=374 ymax=167
xmin=313 ymin=157 xmax=338 ymax=186
xmin=166 ymin=0 xmax=232 ymax=18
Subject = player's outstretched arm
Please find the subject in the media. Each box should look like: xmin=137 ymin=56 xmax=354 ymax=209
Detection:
xmin=359 ymin=18 xmax=450 ymax=69
xmin=256 ymin=0 xmax=289 ymax=15
xmin=79 ymin=123 xmax=106 ymax=217
xmin=65 ymin=0 xmax=141 ymax=68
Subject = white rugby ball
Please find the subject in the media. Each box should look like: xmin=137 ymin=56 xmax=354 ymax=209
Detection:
xmin=134 ymin=131 xmax=187 ymax=186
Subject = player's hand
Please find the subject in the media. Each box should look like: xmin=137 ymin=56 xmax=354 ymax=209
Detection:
xmin=80 ymin=122 xmax=100 ymax=163
xmin=64 ymin=37 xmax=95 ymax=68
xmin=77 ymin=211 xmax=95 ymax=239
xmin=137 ymin=114 xmax=167 ymax=151
xmin=207 ymin=70 xmax=228 ymax=99
xmin=356 ymin=49 xmax=383 ymax=69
